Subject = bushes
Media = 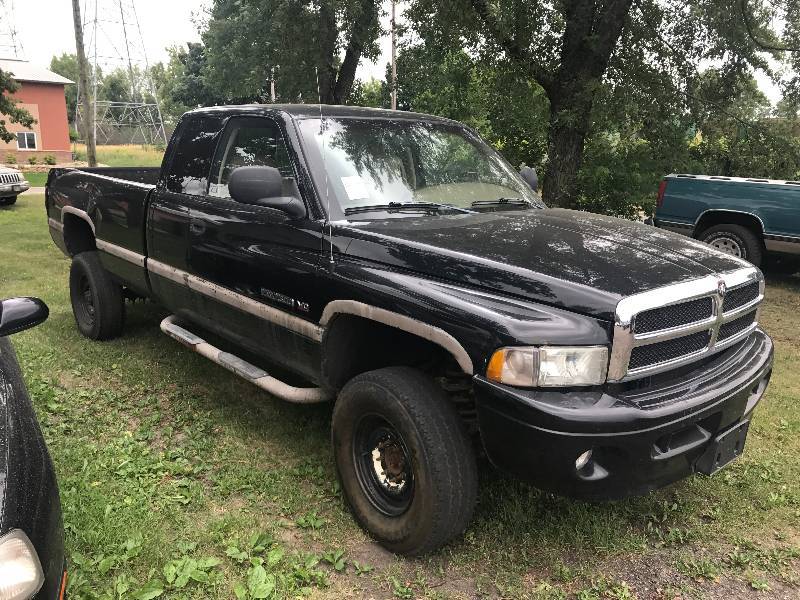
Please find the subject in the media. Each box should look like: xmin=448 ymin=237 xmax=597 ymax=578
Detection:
xmin=5 ymin=153 xmax=15 ymax=164
xmin=27 ymin=156 xmax=37 ymax=165
xmin=44 ymin=154 xmax=57 ymax=165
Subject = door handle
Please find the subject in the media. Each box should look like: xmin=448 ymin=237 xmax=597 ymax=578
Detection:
xmin=189 ymin=222 xmax=206 ymax=235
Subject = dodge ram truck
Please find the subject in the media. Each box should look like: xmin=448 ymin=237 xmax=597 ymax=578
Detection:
xmin=46 ymin=105 xmax=774 ymax=555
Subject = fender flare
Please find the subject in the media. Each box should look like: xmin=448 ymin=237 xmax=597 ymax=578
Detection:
xmin=694 ymin=209 xmax=765 ymax=235
xmin=320 ymin=300 xmax=474 ymax=375
xmin=61 ymin=206 xmax=96 ymax=234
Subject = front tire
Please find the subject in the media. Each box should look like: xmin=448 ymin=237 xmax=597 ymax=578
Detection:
xmin=0 ymin=195 xmax=17 ymax=206
xmin=69 ymin=251 xmax=125 ymax=340
xmin=332 ymin=367 xmax=478 ymax=555
xmin=699 ymin=224 xmax=763 ymax=267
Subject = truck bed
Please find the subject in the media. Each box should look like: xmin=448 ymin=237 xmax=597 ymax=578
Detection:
xmin=46 ymin=166 xmax=159 ymax=296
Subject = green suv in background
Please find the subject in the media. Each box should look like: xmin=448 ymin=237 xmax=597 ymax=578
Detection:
xmin=654 ymin=173 xmax=800 ymax=266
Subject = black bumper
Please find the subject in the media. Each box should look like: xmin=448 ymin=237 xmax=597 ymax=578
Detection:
xmin=474 ymin=329 xmax=774 ymax=500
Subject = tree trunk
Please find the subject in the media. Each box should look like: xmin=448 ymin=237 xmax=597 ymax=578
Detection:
xmin=542 ymin=91 xmax=593 ymax=208
xmin=333 ymin=0 xmax=378 ymax=103
xmin=541 ymin=0 xmax=634 ymax=207
xmin=316 ymin=0 xmax=338 ymax=104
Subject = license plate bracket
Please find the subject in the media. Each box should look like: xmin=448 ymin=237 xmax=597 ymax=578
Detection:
xmin=695 ymin=419 xmax=750 ymax=475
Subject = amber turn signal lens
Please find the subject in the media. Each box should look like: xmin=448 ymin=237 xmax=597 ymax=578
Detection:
xmin=486 ymin=348 xmax=507 ymax=382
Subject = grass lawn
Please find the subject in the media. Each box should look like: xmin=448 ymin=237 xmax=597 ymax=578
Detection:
xmin=1 ymin=195 xmax=798 ymax=599
xmin=72 ymin=143 xmax=165 ymax=167
xmin=22 ymin=171 xmax=48 ymax=187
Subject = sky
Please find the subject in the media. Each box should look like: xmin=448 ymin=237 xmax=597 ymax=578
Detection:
xmin=0 ymin=0 xmax=783 ymax=104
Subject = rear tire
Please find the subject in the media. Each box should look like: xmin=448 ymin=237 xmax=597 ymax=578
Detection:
xmin=332 ymin=366 xmax=478 ymax=556
xmin=0 ymin=195 xmax=17 ymax=206
xmin=69 ymin=251 xmax=125 ymax=340
xmin=699 ymin=224 xmax=763 ymax=267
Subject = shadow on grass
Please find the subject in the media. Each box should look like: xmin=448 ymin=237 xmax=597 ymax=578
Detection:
xmin=96 ymin=300 xmax=703 ymax=570
xmin=41 ymin=284 xmax=789 ymax=578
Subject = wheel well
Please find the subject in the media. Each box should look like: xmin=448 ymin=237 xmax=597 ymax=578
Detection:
xmin=63 ymin=213 xmax=96 ymax=256
xmin=321 ymin=314 xmax=459 ymax=391
xmin=695 ymin=211 xmax=763 ymax=239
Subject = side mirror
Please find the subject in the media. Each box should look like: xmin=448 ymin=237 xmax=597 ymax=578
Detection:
xmin=0 ymin=297 xmax=49 ymax=337
xmin=228 ymin=166 xmax=306 ymax=219
xmin=519 ymin=166 xmax=538 ymax=192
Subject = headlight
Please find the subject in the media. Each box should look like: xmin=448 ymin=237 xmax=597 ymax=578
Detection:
xmin=486 ymin=346 xmax=608 ymax=387
xmin=0 ymin=530 xmax=44 ymax=600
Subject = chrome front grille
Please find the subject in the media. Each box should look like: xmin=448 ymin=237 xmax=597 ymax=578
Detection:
xmin=722 ymin=281 xmax=759 ymax=312
xmin=608 ymin=267 xmax=764 ymax=381
xmin=718 ymin=310 xmax=757 ymax=341
xmin=634 ymin=296 xmax=713 ymax=333
xmin=0 ymin=173 xmax=21 ymax=184
xmin=628 ymin=330 xmax=712 ymax=370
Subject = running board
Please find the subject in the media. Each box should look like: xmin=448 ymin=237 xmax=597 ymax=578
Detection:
xmin=160 ymin=315 xmax=331 ymax=404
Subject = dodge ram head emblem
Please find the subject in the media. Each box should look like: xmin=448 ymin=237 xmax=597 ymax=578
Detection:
xmin=717 ymin=280 xmax=727 ymax=297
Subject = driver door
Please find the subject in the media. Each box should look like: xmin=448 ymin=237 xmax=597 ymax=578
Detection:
xmin=186 ymin=115 xmax=324 ymax=382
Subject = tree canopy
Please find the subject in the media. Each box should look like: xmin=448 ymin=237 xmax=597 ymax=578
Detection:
xmin=0 ymin=69 xmax=35 ymax=144
xmin=46 ymin=0 xmax=799 ymax=217
xmin=201 ymin=0 xmax=381 ymax=104
xmin=397 ymin=0 xmax=799 ymax=208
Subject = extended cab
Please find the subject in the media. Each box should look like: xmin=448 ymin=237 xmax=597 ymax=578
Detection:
xmin=46 ymin=106 xmax=774 ymax=555
xmin=654 ymin=173 xmax=800 ymax=266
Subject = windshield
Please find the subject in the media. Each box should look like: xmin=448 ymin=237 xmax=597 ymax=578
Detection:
xmin=296 ymin=117 xmax=543 ymax=217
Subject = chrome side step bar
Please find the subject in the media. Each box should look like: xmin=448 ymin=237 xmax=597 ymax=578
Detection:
xmin=159 ymin=315 xmax=331 ymax=404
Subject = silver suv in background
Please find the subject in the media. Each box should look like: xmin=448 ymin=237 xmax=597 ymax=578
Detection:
xmin=0 ymin=166 xmax=30 ymax=206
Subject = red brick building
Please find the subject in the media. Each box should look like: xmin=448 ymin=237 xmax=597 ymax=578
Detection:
xmin=0 ymin=58 xmax=74 ymax=163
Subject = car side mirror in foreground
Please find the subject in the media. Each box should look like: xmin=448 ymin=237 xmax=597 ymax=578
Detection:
xmin=520 ymin=166 xmax=538 ymax=192
xmin=0 ymin=297 xmax=49 ymax=337
xmin=228 ymin=166 xmax=306 ymax=219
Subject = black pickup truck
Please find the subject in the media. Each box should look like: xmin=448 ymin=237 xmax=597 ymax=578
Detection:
xmin=46 ymin=105 xmax=774 ymax=555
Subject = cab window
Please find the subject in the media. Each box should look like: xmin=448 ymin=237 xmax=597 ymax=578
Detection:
xmin=165 ymin=114 xmax=224 ymax=195
xmin=208 ymin=117 xmax=295 ymax=199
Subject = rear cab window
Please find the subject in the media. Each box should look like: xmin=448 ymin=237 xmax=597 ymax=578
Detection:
xmin=164 ymin=114 xmax=225 ymax=195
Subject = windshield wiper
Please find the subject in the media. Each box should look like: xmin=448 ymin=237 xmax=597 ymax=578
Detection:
xmin=345 ymin=202 xmax=472 ymax=216
xmin=470 ymin=197 xmax=535 ymax=209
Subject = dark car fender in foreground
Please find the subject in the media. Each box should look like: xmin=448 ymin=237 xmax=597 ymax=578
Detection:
xmin=0 ymin=298 xmax=66 ymax=599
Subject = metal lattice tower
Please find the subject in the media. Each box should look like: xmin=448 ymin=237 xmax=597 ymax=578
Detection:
xmin=0 ymin=0 xmax=24 ymax=59
xmin=76 ymin=0 xmax=167 ymax=145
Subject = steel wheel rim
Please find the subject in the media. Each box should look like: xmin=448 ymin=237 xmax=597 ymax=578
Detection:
xmin=710 ymin=236 xmax=743 ymax=257
xmin=77 ymin=275 xmax=96 ymax=325
xmin=353 ymin=414 xmax=414 ymax=516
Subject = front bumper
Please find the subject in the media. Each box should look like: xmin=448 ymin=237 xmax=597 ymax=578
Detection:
xmin=0 ymin=180 xmax=30 ymax=197
xmin=474 ymin=329 xmax=773 ymax=500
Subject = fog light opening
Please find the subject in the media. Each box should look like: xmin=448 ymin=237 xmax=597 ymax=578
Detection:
xmin=575 ymin=449 xmax=593 ymax=471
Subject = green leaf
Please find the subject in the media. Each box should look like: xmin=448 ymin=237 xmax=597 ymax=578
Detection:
xmin=163 ymin=562 xmax=177 ymax=584
xmin=266 ymin=547 xmax=284 ymax=567
xmin=196 ymin=557 xmax=222 ymax=569
xmin=250 ymin=574 xmax=276 ymax=599
xmin=248 ymin=564 xmax=267 ymax=589
xmin=233 ymin=582 xmax=247 ymax=600
xmin=189 ymin=569 xmax=208 ymax=583
xmin=97 ymin=555 xmax=116 ymax=574
xmin=134 ymin=581 xmax=165 ymax=600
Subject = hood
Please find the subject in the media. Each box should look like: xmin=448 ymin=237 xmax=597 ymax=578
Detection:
xmin=0 ymin=166 xmax=21 ymax=175
xmin=341 ymin=208 xmax=747 ymax=320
